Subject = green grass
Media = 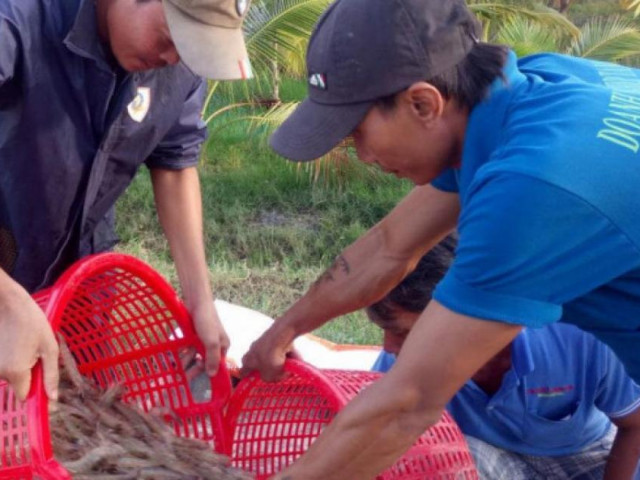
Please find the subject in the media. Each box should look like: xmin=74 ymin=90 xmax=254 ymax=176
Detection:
xmin=115 ymin=89 xmax=411 ymax=345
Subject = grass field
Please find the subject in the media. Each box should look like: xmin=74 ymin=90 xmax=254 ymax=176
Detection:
xmin=115 ymin=81 xmax=411 ymax=345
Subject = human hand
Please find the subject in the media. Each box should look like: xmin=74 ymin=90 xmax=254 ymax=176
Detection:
xmin=188 ymin=299 xmax=230 ymax=376
xmin=241 ymin=321 xmax=296 ymax=382
xmin=0 ymin=281 xmax=59 ymax=401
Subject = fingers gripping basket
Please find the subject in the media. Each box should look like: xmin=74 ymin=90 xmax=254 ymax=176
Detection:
xmin=226 ymin=360 xmax=479 ymax=479
xmin=0 ymin=253 xmax=232 ymax=479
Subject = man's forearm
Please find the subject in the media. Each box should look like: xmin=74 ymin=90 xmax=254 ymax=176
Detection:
xmin=604 ymin=427 xmax=640 ymax=480
xmin=276 ymin=231 xmax=415 ymax=339
xmin=272 ymin=302 xmax=521 ymax=479
xmin=273 ymin=373 xmax=438 ymax=480
xmin=151 ymin=167 xmax=212 ymax=306
xmin=276 ymin=185 xmax=460 ymax=337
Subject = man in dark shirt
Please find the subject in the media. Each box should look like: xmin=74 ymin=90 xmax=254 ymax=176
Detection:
xmin=0 ymin=0 xmax=251 ymax=401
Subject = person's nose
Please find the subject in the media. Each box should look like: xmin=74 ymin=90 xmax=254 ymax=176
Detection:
xmin=383 ymin=332 xmax=402 ymax=356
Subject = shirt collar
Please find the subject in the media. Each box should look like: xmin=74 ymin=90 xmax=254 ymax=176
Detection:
xmin=63 ymin=0 xmax=112 ymax=71
xmin=458 ymin=50 xmax=528 ymax=204
xmin=465 ymin=51 xmax=528 ymax=149
xmin=488 ymin=50 xmax=526 ymax=96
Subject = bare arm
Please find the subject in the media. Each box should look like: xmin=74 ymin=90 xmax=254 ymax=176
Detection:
xmin=604 ymin=407 xmax=640 ymax=480
xmin=151 ymin=167 xmax=229 ymax=375
xmin=243 ymin=185 xmax=460 ymax=380
xmin=271 ymin=301 xmax=521 ymax=479
xmin=0 ymin=268 xmax=59 ymax=400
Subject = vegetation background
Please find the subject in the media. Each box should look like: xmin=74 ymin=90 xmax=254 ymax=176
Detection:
xmin=116 ymin=0 xmax=640 ymax=346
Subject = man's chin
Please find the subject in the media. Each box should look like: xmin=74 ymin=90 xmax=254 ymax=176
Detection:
xmin=412 ymin=173 xmax=440 ymax=186
xmin=119 ymin=57 xmax=155 ymax=72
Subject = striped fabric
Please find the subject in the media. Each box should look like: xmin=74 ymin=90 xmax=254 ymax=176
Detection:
xmin=465 ymin=428 xmax=639 ymax=480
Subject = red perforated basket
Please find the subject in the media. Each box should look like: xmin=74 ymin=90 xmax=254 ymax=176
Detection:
xmin=0 ymin=253 xmax=232 ymax=479
xmin=226 ymin=360 xmax=478 ymax=479
xmin=1 ymin=253 xmax=478 ymax=480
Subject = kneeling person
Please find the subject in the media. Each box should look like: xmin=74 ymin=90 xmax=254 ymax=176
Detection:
xmin=368 ymin=237 xmax=640 ymax=480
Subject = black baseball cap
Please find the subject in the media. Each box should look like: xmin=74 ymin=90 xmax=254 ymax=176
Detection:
xmin=270 ymin=0 xmax=480 ymax=162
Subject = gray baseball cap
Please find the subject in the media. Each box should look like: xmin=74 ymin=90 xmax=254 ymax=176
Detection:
xmin=270 ymin=0 xmax=480 ymax=162
xmin=163 ymin=0 xmax=253 ymax=80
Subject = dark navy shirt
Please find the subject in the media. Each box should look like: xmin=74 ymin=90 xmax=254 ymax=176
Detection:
xmin=0 ymin=0 xmax=207 ymax=291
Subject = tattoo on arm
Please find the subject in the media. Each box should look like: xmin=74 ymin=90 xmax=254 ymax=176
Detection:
xmin=314 ymin=255 xmax=350 ymax=287
xmin=336 ymin=255 xmax=350 ymax=275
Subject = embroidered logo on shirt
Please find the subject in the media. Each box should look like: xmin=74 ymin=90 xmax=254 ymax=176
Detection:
xmin=527 ymin=385 xmax=575 ymax=398
xmin=127 ymin=87 xmax=151 ymax=123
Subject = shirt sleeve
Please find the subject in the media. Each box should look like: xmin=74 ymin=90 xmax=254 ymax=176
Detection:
xmin=430 ymin=168 xmax=459 ymax=193
xmin=433 ymin=172 xmax=640 ymax=327
xmin=0 ymin=17 xmax=19 ymax=91
xmin=145 ymin=76 xmax=208 ymax=170
xmin=371 ymin=351 xmax=396 ymax=373
xmin=594 ymin=338 xmax=640 ymax=419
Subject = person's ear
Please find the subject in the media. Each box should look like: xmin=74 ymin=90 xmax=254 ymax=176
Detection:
xmin=401 ymin=82 xmax=445 ymax=127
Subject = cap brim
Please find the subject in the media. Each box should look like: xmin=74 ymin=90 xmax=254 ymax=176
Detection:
xmin=163 ymin=0 xmax=252 ymax=80
xmin=270 ymin=99 xmax=372 ymax=162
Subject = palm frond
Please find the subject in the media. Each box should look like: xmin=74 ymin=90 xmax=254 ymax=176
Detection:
xmin=241 ymin=101 xmax=301 ymax=129
xmin=568 ymin=16 xmax=640 ymax=61
xmin=494 ymin=17 xmax=559 ymax=56
xmin=468 ymin=1 xmax=580 ymax=41
xmin=244 ymin=0 xmax=331 ymax=73
xmin=623 ymin=0 xmax=640 ymax=17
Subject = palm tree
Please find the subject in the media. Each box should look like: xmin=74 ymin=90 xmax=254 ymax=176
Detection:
xmin=492 ymin=14 xmax=640 ymax=62
xmin=467 ymin=0 xmax=580 ymax=41
xmin=621 ymin=0 xmax=640 ymax=17
xmin=202 ymin=0 xmax=331 ymax=123
xmin=206 ymin=0 xmax=578 ymax=121
xmin=206 ymin=0 xmax=640 ymax=179
xmin=568 ymin=16 xmax=640 ymax=61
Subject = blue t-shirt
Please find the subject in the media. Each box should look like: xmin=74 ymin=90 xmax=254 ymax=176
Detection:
xmin=372 ymin=324 xmax=640 ymax=456
xmin=430 ymin=51 xmax=640 ymax=382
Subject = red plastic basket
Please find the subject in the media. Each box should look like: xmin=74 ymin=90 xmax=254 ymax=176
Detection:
xmin=0 ymin=253 xmax=232 ymax=479
xmin=226 ymin=360 xmax=478 ymax=479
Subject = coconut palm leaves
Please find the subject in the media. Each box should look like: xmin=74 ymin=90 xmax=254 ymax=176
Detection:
xmin=492 ymin=15 xmax=640 ymax=61
xmin=205 ymin=0 xmax=640 ymax=179
xmin=568 ymin=16 xmax=640 ymax=61
xmin=494 ymin=18 xmax=560 ymax=56
xmin=244 ymin=0 xmax=331 ymax=75
xmin=203 ymin=0 xmax=331 ymax=119
xmin=467 ymin=0 xmax=580 ymax=40
xmin=622 ymin=0 xmax=640 ymax=17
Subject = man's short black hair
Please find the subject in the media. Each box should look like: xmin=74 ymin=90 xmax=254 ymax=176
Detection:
xmin=367 ymin=234 xmax=457 ymax=323
xmin=376 ymin=43 xmax=508 ymax=112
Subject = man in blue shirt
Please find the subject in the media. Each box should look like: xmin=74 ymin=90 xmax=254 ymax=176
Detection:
xmin=0 ymin=0 xmax=252 ymax=402
xmin=240 ymin=0 xmax=640 ymax=478
xmin=369 ymin=237 xmax=640 ymax=479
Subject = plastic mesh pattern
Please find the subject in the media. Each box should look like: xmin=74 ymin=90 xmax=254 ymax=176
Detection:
xmin=226 ymin=368 xmax=342 ymax=475
xmin=55 ymin=266 xmax=228 ymax=447
xmin=0 ymin=254 xmax=231 ymax=480
xmin=0 ymin=384 xmax=31 ymax=470
xmin=226 ymin=361 xmax=478 ymax=480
